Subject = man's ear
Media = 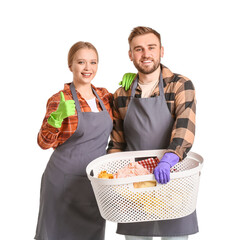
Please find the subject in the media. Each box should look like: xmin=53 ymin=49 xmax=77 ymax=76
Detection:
xmin=161 ymin=46 xmax=164 ymax=58
xmin=128 ymin=50 xmax=133 ymax=61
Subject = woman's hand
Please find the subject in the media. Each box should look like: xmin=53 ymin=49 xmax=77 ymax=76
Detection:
xmin=119 ymin=73 xmax=136 ymax=91
xmin=47 ymin=92 xmax=75 ymax=128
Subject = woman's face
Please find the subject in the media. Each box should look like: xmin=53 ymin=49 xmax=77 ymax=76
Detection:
xmin=70 ymin=48 xmax=98 ymax=86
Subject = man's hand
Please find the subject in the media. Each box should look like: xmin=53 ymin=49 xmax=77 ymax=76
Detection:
xmin=153 ymin=152 xmax=179 ymax=184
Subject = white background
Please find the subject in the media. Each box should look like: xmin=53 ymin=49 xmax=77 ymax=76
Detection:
xmin=0 ymin=0 xmax=236 ymax=239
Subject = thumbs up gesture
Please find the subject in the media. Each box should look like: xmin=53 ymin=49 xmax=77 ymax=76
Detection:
xmin=48 ymin=92 xmax=76 ymax=128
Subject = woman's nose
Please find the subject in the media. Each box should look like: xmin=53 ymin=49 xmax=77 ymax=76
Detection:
xmin=84 ymin=62 xmax=90 ymax=70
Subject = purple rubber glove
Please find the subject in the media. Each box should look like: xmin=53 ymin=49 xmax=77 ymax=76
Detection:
xmin=154 ymin=152 xmax=179 ymax=184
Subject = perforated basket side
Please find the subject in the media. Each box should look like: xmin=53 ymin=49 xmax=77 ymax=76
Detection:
xmin=91 ymin=172 xmax=200 ymax=222
xmin=86 ymin=150 xmax=203 ymax=222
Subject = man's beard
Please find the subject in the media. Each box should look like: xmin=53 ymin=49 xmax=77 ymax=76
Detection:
xmin=134 ymin=58 xmax=160 ymax=74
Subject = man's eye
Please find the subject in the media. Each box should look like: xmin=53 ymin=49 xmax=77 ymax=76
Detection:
xmin=136 ymin=48 xmax=142 ymax=52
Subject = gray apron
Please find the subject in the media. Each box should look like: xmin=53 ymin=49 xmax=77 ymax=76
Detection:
xmin=35 ymin=83 xmax=113 ymax=240
xmin=117 ymin=74 xmax=198 ymax=237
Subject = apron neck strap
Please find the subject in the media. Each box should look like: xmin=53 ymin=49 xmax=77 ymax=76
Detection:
xmin=70 ymin=82 xmax=82 ymax=114
xmin=131 ymin=77 xmax=138 ymax=98
xmin=91 ymin=88 xmax=107 ymax=111
xmin=158 ymin=73 xmax=165 ymax=96
xmin=131 ymin=73 xmax=164 ymax=98
xmin=70 ymin=82 xmax=107 ymax=113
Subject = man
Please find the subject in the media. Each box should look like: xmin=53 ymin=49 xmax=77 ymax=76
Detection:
xmin=108 ymin=26 xmax=197 ymax=240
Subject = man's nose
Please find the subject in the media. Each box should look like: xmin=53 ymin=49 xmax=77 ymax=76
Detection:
xmin=142 ymin=48 xmax=150 ymax=58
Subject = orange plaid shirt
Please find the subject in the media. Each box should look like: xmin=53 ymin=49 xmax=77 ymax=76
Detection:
xmin=38 ymin=83 xmax=113 ymax=150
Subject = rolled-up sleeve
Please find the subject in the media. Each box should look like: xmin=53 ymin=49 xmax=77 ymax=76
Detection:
xmin=37 ymin=95 xmax=61 ymax=149
xmin=107 ymin=90 xmax=127 ymax=153
xmin=167 ymin=78 xmax=196 ymax=159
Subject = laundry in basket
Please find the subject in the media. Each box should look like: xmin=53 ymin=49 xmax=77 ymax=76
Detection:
xmin=137 ymin=157 xmax=160 ymax=173
xmin=111 ymin=160 xmax=156 ymax=188
xmin=86 ymin=149 xmax=203 ymax=223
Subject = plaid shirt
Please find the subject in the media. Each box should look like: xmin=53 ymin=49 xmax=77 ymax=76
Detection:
xmin=137 ymin=157 xmax=160 ymax=173
xmin=108 ymin=64 xmax=196 ymax=160
xmin=38 ymin=83 xmax=113 ymax=150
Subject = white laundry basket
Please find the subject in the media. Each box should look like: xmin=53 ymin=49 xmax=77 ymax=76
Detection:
xmin=86 ymin=149 xmax=203 ymax=223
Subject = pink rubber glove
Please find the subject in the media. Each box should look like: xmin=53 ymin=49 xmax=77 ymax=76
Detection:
xmin=153 ymin=152 xmax=179 ymax=184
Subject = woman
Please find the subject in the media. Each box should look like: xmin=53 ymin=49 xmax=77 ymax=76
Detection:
xmin=35 ymin=41 xmax=113 ymax=240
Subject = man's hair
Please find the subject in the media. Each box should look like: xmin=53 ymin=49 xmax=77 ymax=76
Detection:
xmin=128 ymin=26 xmax=161 ymax=47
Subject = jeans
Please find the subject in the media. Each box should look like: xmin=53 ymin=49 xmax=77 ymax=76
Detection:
xmin=125 ymin=236 xmax=188 ymax=240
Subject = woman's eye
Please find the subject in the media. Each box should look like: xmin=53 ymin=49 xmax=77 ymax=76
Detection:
xmin=91 ymin=61 xmax=97 ymax=65
xmin=78 ymin=61 xmax=84 ymax=64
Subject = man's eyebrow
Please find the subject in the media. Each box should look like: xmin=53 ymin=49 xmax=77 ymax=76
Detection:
xmin=133 ymin=45 xmax=143 ymax=50
xmin=133 ymin=44 xmax=157 ymax=50
xmin=148 ymin=44 xmax=158 ymax=47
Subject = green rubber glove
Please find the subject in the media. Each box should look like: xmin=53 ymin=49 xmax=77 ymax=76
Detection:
xmin=47 ymin=92 xmax=75 ymax=128
xmin=119 ymin=73 xmax=136 ymax=91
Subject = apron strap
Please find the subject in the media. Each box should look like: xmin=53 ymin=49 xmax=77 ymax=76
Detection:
xmin=131 ymin=73 xmax=165 ymax=98
xmin=70 ymin=83 xmax=81 ymax=131
xmin=131 ymin=77 xmax=138 ymax=99
xmin=158 ymin=73 xmax=165 ymax=96
xmin=92 ymin=88 xmax=107 ymax=111
xmin=70 ymin=82 xmax=107 ymax=113
xmin=70 ymin=82 xmax=82 ymax=113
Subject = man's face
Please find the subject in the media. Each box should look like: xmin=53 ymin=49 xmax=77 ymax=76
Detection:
xmin=129 ymin=33 xmax=164 ymax=74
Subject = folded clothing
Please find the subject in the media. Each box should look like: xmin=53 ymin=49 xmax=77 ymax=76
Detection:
xmin=113 ymin=162 xmax=150 ymax=179
xmin=113 ymin=162 xmax=157 ymax=188
xmin=137 ymin=157 xmax=160 ymax=173
xmin=97 ymin=157 xmax=178 ymax=189
xmin=98 ymin=171 xmax=114 ymax=179
xmin=98 ymin=157 xmax=160 ymax=179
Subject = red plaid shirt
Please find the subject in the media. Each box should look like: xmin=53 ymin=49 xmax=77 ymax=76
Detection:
xmin=137 ymin=157 xmax=160 ymax=173
xmin=137 ymin=157 xmax=178 ymax=173
xmin=38 ymin=83 xmax=113 ymax=150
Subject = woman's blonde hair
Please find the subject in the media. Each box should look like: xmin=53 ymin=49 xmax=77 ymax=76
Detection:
xmin=68 ymin=41 xmax=99 ymax=67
